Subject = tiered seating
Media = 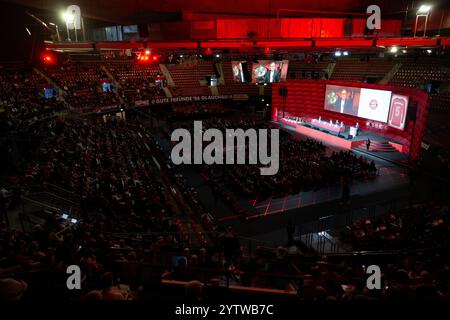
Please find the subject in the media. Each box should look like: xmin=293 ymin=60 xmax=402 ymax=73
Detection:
xmin=166 ymin=60 xmax=214 ymax=96
xmin=44 ymin=62 xmax=118 ymax=112
xmin=341 ymin=204 xmax=448 ymax=251
xmin=331 ymin=58 xmax=396 ymax=82
xmin=107 ymin=61 xmax=164 ymax=103
xmin=429 ymin=93 xmax=450 ymax=112
xmin=390 ymin=57 xmax=450 ymax=88
xmin=288 ymin=59 xmax=330 ymax=80
xmin=0 ymin=67 xmax=65 ymax=126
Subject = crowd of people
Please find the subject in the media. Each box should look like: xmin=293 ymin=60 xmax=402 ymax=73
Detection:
xmin=0 ymin=60 xmax=448 ymax=303
xmin=0 ymin=112 xmax=236 ymax=300
xmin=17 ymin=117 xmax=179 ymax=234
xmin=43 ymin=62 xmax=119 ymax=112
xmin=214 ymin=127 xmax=377 ymax=199
xmin=0 ymin=67 xmax=65 ymax=129
xmin=0 ymin=213 xmax=212 ymax=300
xmin=0 ymin=116 xmax=447 ymax=302
xmin=2 ymin=212 xmax=447 ymax=301
xmin=106 ymin=62 xmax=165 ymax=105
xmin=341 ymin=204 xmax=449 ymax=251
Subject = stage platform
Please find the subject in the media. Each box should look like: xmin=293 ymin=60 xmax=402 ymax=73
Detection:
xmin=275 ymin=119 xmax=409 ymax=166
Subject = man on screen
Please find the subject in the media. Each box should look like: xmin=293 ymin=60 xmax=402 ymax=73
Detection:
xmin=264 ymin=62 xmax=281 ymax=83
xmin=233 ymin=63 xmax=245 ymax=83
xmin=333 ymin=89 xmax=356 ymax=116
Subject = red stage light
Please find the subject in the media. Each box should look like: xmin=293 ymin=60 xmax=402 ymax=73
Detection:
xmin=137 ymin=53 xmax=159 ymax=63
xmin=204 ymin=48 xmax=212 ymax=56
xmin=42 ymin=54 xmax=55 ymax=64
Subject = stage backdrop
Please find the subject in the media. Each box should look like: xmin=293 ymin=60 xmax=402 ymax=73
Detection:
xmin=271 ymin=79 xmax=429 ymax=161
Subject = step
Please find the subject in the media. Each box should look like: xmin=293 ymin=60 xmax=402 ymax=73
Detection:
xmin=354 ymin=141 xmax=398 ymax=152
xmin=355 ymin=146 xmax=397 ymax=153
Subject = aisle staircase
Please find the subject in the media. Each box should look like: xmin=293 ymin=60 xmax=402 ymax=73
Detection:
xmin=101 ymin=65 xmax=125 ymax=105
xmin=33 ymin=67 xmax=72 ymax=109
xmin=217 ymin=62 xmax=225 ymax=85
xmin=379 ymin=63 xmax=402 ymax=85
xmin=159 ymin=64 xmax=175 ymax=86
xmin=354 ymin=140 xmax=398 ymax=153
xmin=210 ymin=85 xmax=219 ymax=96
xmin=327 ymin=62 xmax=336 ymax=79
xmin=163 ymin=87 xmax=173 ymax=98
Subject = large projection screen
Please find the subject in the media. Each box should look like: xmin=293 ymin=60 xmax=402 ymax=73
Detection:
xmin=324 ymin=85 xmax=361 ymax=116
xmin=231 ymin=61 xmax=247 ymax=83
xmin=324 ymin=85 xmax=392 ymax=123
xmin=357 ymin=88 xmax=392 ymax=123
xmin=251 ymin=60 xmax=289 ymax=84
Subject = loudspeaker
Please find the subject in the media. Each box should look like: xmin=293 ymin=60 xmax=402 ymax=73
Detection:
xmin=138 ymin=24 xmax=149 ymax=38
xmin=279 ymin=86 xmax=288 ymax=97
xmin=407 ymin=102 xmax=417 ymax=121
xmin=344 ymin=18 xmax=352 ymax=37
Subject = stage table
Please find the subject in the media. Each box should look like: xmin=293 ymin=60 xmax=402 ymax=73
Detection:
xmin=311 ymin=119 xmax=345 ymax=134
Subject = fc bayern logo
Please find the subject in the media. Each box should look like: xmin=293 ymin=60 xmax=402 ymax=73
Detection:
xmin=369 ymin=99 xmax=378 ymax=110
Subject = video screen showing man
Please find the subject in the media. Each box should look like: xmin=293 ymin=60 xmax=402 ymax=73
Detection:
xmin=265 ymin=62 xmax=281 ymax=83
xmin=324 ymin=85 xmax=360 ymax=116
xmin=232 ymin=61 xmax=246 ymax=83
xmin=252 ymin=60 xmax=289 ymax=84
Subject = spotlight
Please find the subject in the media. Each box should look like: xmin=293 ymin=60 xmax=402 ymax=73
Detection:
xmin=415 ymin=5 xmax=432 ymax=37
xmin=417 ymin=5 xmax=432 ymax=15
xmin=334 ymin=51 xmax=342 ymax=57
xmin=426 ymin=49 xmax=432 ymax=54
xmin=402 ymin=49 xmax=407 ymax=54
xmin=390 ymin=46 xmax=398 ymax=53
xmin=343 ymin=51 xmax=349 ymax=56
xmin=62 ymin=12 xmax=75 ymax=24
xmin=215 ymin=54 xmax=220 ymax=58
xmin=204 ymin=48 xmax=212 ymax=56
xmin=145 ymin=49 xmax=151 ymax=55
xmin=42 ymin=53 xmax=55 ymax=64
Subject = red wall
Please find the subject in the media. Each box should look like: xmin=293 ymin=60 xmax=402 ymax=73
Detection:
xmin=148 ymin=18 xmax=402 ymax=40
xmin=271 ymin=80 xmax=429 ymax=162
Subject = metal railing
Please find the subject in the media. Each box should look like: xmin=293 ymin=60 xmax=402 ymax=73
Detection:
xmin=296 ymin=195 xmax=412 ymax=255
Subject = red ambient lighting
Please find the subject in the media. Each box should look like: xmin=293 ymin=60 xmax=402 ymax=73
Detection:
xmin=42 ymin=54 xmax=55 ymax=64
xmin=137 ymin=53 xmax=159 ymax=63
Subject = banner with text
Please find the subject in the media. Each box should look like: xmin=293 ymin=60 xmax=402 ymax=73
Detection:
xmin=150 ymin=95 xmax=233 ymax=105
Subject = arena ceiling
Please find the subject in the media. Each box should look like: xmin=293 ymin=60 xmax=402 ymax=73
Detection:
xmin=4 ymin=0 xmax=427 ymax=24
